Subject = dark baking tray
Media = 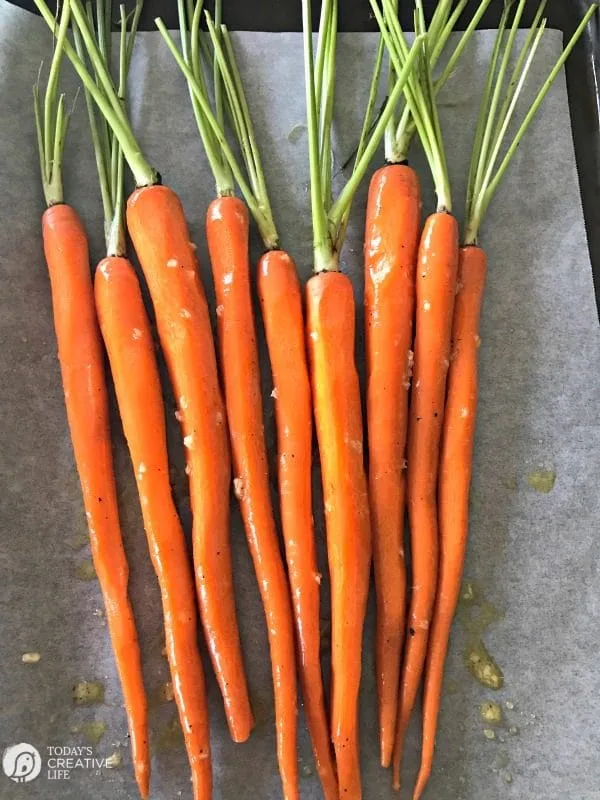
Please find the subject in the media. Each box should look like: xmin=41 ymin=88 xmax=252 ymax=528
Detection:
xmin=14 ymin=0 xmax=600 ymax=314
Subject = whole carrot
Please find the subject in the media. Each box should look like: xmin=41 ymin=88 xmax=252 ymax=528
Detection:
xmin=414 ymin=5 xmax=598 ymax=796
xmin=206 ymin=197 xmax=299 ymax=800
xmin=95 ymin=256 xmax=211 ymax=799
xmin=412 ymin=245 xmax=485 ymax=800
xmin=369 ymin=2 xmax=460 ymax=788
xmin=366 ymin=0 xmax=493 ymax=767
xmin=258 ymin=251 xmax=339 ymax=800
xmin=34 ymin=12 xmax=149 ymax=796
xmin=306 ymin=271 xmax=372 ymax=798
xmin=393 ymin=210 xmax=458 ymax=789
xmin=364 ymin=164 xmax=420 ymax=767
xmin=43 ymin=208 xmax=150 ymax=798
xmin=300 ymin=1 xmax=422 ymax=792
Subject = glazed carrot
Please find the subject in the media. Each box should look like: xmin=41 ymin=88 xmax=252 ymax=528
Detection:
xmin=258 ymin=251 xmax=338 ymax=800
xmin=364 ymin=164 xmax=420 ymax=768
xmin=94 ymin=256 xmax=211 ymax=799
xmin=47 ymin=0 xmax=253 ymax=752
xmin=42 ymin=208 xmax=150 ymax=798
xmin=414 ymin=5 xmax=598 ymax=796
xmin=369 ymin=2 xmax=461 ymax=789
xmin=34 ymin=12 xmax=149 ymax=796
xmin=206 ymin=197 xmax=299 ymax=800
xmin=306 ymin=272 xmax=372 ymax=798
xmin=127 ymin=185 xmax=253 ymax=747
xmin=412 ymin=245 xmax=485 ymax=800
xmin=365 ymin=0 xmax=491 ymax=766
xmin=300 ymin=2 xmax=422 ymax=794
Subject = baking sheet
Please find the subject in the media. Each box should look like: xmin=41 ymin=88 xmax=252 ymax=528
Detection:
xmin=1 ymin=4 xmax=599 ymax=798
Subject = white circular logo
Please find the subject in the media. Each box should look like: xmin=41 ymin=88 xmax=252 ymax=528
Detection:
xmin=2 ymin=743 xmax=42 ymax=783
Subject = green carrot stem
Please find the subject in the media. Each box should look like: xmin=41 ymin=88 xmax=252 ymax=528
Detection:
xmin=156 ymin=17 xmax=278 ymax=247
xmin=465 ymin=1 xmax=598 ymax=244
xmin=34 ymin=0 xmax=71 ymax=207
xmin=339 ymin=34 xmax=385 ymax=244
xmin=301 ymin=0 xmax=333 ymax=270
xmin=328 ymin=33 xmax=424 ymax=233
xmin=34 ymin=0 xmax=157 ymax=187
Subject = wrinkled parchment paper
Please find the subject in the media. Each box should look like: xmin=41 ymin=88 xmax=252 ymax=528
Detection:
xmin=1 ymin=4 xmax=599 ymax=798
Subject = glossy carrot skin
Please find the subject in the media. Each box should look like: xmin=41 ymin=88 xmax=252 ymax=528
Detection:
xmin=42 ymin=206 xmax=149 ymax=798
xmin=127 ymin=185 xmax=252 ymax=748
xmin=94 ymin=255 xmax=211 ymax=799
xmin=364 ymin=164 xmax=420 ymax=768
xmin=257 ymin=251 xmax=338 ymax=800
xmin=412 ymin=246 xmax=486 ymax=800
xmin=306 ymin=271 xmax=372 ymax=800
xmin=206 ymin=197 xmax=298 ymax=800
xmin=393 ymin=212 xmax=459 ymax=791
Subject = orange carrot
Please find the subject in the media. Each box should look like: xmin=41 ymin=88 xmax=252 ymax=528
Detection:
xmin=258 ymin=250 xmax=338 ymax=800
xmin=42 ymin=206 xmax=150 ymax=796
xmin=364 ymin=163 xmax=420 ymax=767
xmin=34 ymin=12 xmax=150 ymax=792
xmin=306 ymin=271 xmax=372 ymax=798
xmin=412 ymin=245 xmax=485 ymax=800
xmin=206 ymin=196 xmax=298 ymax=800
xmin=94 ymin=254 xmax=212 ymax=799
xmin=158 ymin=12 xmax=334 ymax=793
xmin=411 ymin=3 xmax=599 ymax=794
xmin=126 ymin=185 xmax=253 ymax=746
xmin=392 ymin=211 xmax=458 ymax=789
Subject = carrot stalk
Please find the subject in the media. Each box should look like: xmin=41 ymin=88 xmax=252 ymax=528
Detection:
xmin=34 ymin=10 xmax=150 ymax=796
xmin=364 ymin=164 xmax=421 ymax=767
xmin=415 ymin=5 xmax=598 ymax=797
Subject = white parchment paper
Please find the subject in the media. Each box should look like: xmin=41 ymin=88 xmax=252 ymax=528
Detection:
xmin=0 ymin=3 xmax=599 ymax=798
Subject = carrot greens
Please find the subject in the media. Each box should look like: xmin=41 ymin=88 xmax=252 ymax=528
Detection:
xmin=465 ymin=0 xmax=599 ymax=244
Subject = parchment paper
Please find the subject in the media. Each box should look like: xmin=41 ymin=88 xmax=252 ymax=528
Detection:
xmin=1 ymin=4 xmax=599 ymax=798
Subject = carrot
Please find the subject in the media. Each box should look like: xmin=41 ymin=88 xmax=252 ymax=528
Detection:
xmin=300 ymin=2 xmax=422 ymax=795
xmin=59 ymin=0 xmax=253 ymax=753
xmin=369 ymin=3 xmax=461 ymax=789
xmin=33 ymin=11 xmax=149 ymax=796
xmin=205 ymin=196 xmax=299 ymax=800
xmin=364 ymin=164 xmax=420 ymax=768
xmin=306 ymin=271 xmax=372 ymax=798
xmin=258 ymin=250 xmax=339 ymax=800
xmin=412 ymin=245 xmax=485 ymax=800
xmin=365 ymin=0 xmax=492 ymax=766
xmin=414 ymin=4 xmax=598 ymax=796
xmin=94 ymin=255 xmax=211 ymax=798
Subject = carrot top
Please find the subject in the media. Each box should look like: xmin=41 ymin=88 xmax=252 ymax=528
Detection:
xmin=464 ymin=0 xmax=598 ymax=245
xmin=34 ymin=0 xmax=157 ymax=189
xmin=383 ymin=0 xmax=494 ymax=164
xmin=301 ymin=0 xmax=423 ymax=273
xmin=74 ymin=0 xmax=142 ymax=256
xmin=33 ymin=1 xmax=72 ymax=207
xmin=370 ymin=0 xmax=453 ymax=212
xmin=156 ymin=0 xmax=280 ymax=250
